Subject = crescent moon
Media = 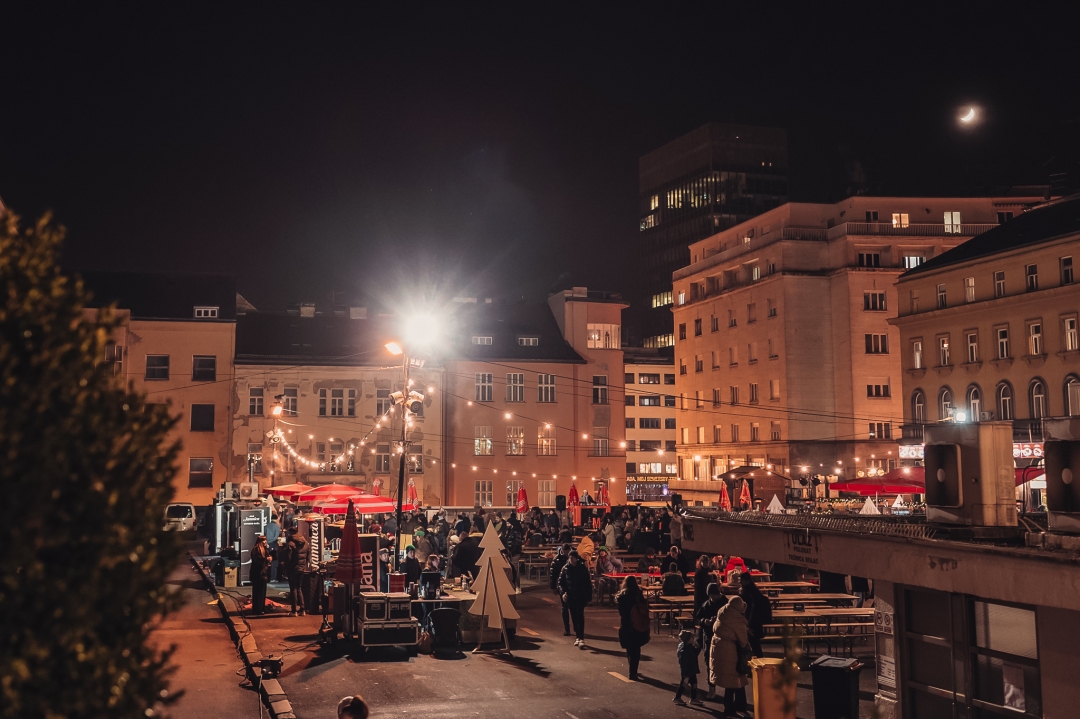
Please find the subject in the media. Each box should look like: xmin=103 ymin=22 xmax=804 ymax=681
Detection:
xmin=960 ymin=107 xmax=976 ymax=123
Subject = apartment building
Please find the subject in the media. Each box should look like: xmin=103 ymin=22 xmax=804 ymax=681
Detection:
xmin=670 ymin=195 xmax=1044 ymax=503
xmin=231 ymin=307 xmax=447 ymax=504
xmin=623 ymin=348 xmax=678 ymax=501
xmin=891 ymin=194 xmax=1080 ymax=471
xmin=442 ymin=288 xmax=627 ymax=508
xmin=81 ymin=271 xmax=237 ymax=505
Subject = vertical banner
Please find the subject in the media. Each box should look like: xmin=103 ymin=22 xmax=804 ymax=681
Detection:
xmin=357 ymin=534 xmax=380 ymax=592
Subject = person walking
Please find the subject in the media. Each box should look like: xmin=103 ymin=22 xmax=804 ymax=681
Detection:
xmin=249 ymin=534 xmax=271 ymax=615
xmin=616 ymin=575 xmax=651 ymax=681
xmin=693 ymin=555 xmax=715 ymax=613
xmin=710 ymin=596 xmax=750 ymax=716
xmin=673 ymin=629 xmax=703 ymax=705
xmin=739 ymin=573 xmax=771 ymax=658
xmin=549 ymin=544 xmax=572 ymax=635
xmin=282 ymin=527 xmax=308 ymax=616
xmin=697 ymin=583 xmax=727 ymax=699
xmin=558 ymin=550 xmax=593 ymax=647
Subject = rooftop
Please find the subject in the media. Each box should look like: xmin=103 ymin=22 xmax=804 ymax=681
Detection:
xmin=79 ymin=270 xmax=237 ymax=321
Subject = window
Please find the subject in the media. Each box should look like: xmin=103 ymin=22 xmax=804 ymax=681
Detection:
xmin=1021 ymin=265 xmax=1040 ymax=295
xmin=474 ymin=480 xmax=493 ymax=507
xmin=145 ymin=354 xmax=170 ymax=380
xmin=640 ymin=440 xmax=662 ymax=452
xmin=665 ymin=418 xmax=676 ymax=430
xmin=407 ymin=444 xmax=424 ymax=474
xmin=903 ymin=255 xmax=925 ymax=269
xmin=375 ymin=444 xmax=390 ymax=473
xmin=103 ymin=341 xmax=123 ymax=376
xmin=770 ymin=379 xmax=780 ymax=400
xmin=711 ymin=388 xmax=721 ymax=406
xmin=891 ymin=212 xmax=909 ymax=228
xmin=968 ymin=385 xmax=982 ymax=418
xmin=664 ymin=395 xmax=676 ymax=407
xmin=194 ymin=306 xmax=219 ymax=319
xmin=751 ymin=265 xmax=761 ymax=282
xmin=318 ymin=388 xmax=327 ymax=416
xmin=964 ymin=277 xmax=975 ymax=303
xmin=471 ymin=336 xmax=492 ymax=345
xmin=912 ymin=340 xmax=923 ymax=369
xmin=766 ymin=299 xmax=778 ymax=319
xmin=694 ymin=318 xmax=702 ymax=336
xmin=867 ymin=382 xmax=891 ymax=398
xmin=639 ymin=373 xmax=660 ymax=384
xmin=997 ymin=211 xmax=1014 ymax=223
xmin=730 ymin=424 xmax=740 ymax=442
xmin=858 ymin=252 xmax=880 ymax=267
xmin=664 ymin=373 xmax=675 ymax=385
xmin=937 ymin=284 xmax=947 ymax=309
xmin=966 ymin=332 xmax=979 ymax=363
xmin=506 ymin=373 xmax=524 ymax=402
xmin=865 ymin=211 xmax=879 ymax=222
xmin=537 ymin=374 xmax=556 ymax=402
xmin=994 ymin=270 xmax=1006 ymax=298
xmin=537 ymin=479 xmax=556 ymax=506
xmin=747 ymin=423 xmax=759 ymax=441
xmin=190 ymin=404 xmax=215 ymax=432
xmin=869 ymin=422 xmax=892 ymax=439
xmin=625 ymin=394 xmax=635 ymax=406
xmin=912 ymin=390 xmax=926 ymax=423
xmin=749 ymin=383 xmax=759 ymax=403
xmin=328 ymin=441 xmax=344 ymax=471
xmin=678 ymin=323 xmax=687 ymax=341
xmin=249 ymin=387 xmax=264 ymax=415
xmin=939 ymin=336 xmax=951 ymax=366
xmin=695 ymin=355 xmax=703 ymax=372
xmin=997 ymin=327 xmax=1010 ymax=359
xmin=376 ymin=389 xmax=391 ymax=415
xmin=507 ymin=426 xmax=524 ymax=456
xmin=770 ymin=422 xmax=781 ymax=440
xmin=534 ymin=425 xmax=557 ymax=456
xmin=944 ymin=211 xmax=961 ymax=233
xmin=188 ymin=458 xmax=213 ymax=488
xmin=348 ymin=389 xmax=357 ymax=417
xmin=730 ymin=386 xmax=740 ymax=404
xmin=625 ymin=372 xmax=635 ymax=384
xmin=863 ymin=292 xmax=886 ymax=311
xmin=330 ymin=388 xmax=344 ymax=416
xmin=910 ymin=290 xmax=919 ymax=313
xmin=1067 ymin=376 xmax=1080 ymax=416
xmin=710 ymin=350 xmax=719 ymax=368
xmin=517 ymin=336 xmax=539 ymax=346
xmin=592 ymin=427 xmax=609 ymax=457
xmin=939 ymin=388 xmax=953 ymax=419
xmin=1028 ymin=323 xmax=1043 ymax=356
xmin=747 ymin=303 xmax=757 ymax=323
xmin=728 ymin=309 xmax=737 ymax=327
xmin=694 ymin=390 xmax=703 ymax=409
xmin=997 ymin=383 xmax=1014 ymax=420
xmin=315 ymin=442 xmax=326 ymax=464
xmin=1066 ymin=317 xmax=1079 ymax=351
xmin=475 ymin=373 xmax=493 ymax=402
xmin=711 ymin=315 xmax=720 ymax=331
xmin=587 ymin=323 xmax=620 ymax=349
xmin=592 ymin=376 xmax=608 ymax=404
xmin=1062 ymin=257 xmax=1074 ymax=285
xmin=729 ymin=347 xmax=738 ymax=365
xmin=502 ymin=479 xmax=524 ymax=507
xmin=640 ymin=417 xmax=661 ymax=429
xmin=474 ymin=426 xmax=493 ymax=455
xmin=865 ymin=333 xmax=889 ymax=354
xmin=1030 ymin=380 xmax=1047 ymax=419
xmin=625 ymin=417 xmax=635 ymax=429
xmin=283 ymin=386 xmax=297 ymax=416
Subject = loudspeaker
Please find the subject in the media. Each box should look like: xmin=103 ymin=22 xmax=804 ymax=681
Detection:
xmin=924 ymin=443 xmax=963 ymax=508
xmin=555 ymin=494 xmax=567 ymax=511
xmin=1046 ymin=440 xmax=1080 ymax=513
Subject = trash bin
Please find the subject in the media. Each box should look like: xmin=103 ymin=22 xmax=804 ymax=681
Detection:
xmin=810 ymin=655 xmax=863 ymax=719
xmin=749 ymin=657 xmax=796 ymax=719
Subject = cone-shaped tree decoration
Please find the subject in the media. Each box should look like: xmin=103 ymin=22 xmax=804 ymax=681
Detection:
xmin=469 ymin=522 xmax=520 ymax=631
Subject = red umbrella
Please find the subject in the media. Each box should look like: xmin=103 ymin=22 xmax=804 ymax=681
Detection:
xmin=567 ymin=482 xmax=580 ymax=508
xmin=596 ymin=482 xmax=610 ymax=506
xmin=830 ymin=477 xmax=923 ymax=496
xmin=296 ymin=483 xmax=358 ymax=503
xmin=371 ymin=477 xmax=382 ymax=497
xmin=334 ymin=499 xmax=363 ymax=584
xmin=718 ymin=483 xmax=732 ymax=511
xmin=354 ymin=495 xmax=413 ymax=514
xmin=739 ymin=479 xmax=753 ymax=507
xmin=406 ymin=477 xmax=419 ymax=504
xmin=516 ymin=485 xmax=530 ymax=514
xmin=264 ymin=482 xmax=312 ymax=500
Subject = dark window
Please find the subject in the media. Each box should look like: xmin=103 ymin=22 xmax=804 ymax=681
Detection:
xmin=639 ymin=440 xmax=661 ymax=452
xmin=1026 ymin=264 xmax=1039 ymax=292
xmin=997 ymin=211 xmax=1013 ymax=223
xmin=678 ymin=324 xmax=687 ymax=340
xmin=625 ymin=394 xmax=635 ymax=406
xmin=664 ymin=374 xmax=675 ymax=385
xmin=665 ymin=440 xmax=676 ymax=452
xmin=626 ymin=462 xmax=636 ymax=474
xmin=190 ymin=404 xmax=215 ymax=432
xmin=663 ymin=395 xmax=676 ymax=407
xmin=624 ymin=373 xmax=635 ymax=384
xmin=188 ymin=458 xmax=213 ymax=488
xmin=694 ymin=319 xmax=702 ymax=336
xmin=640 ymin=418 xmax=661 ymax=429
xmin=665 ymin=418 xmax=676 ymax=429
xmin=625 ymin=417 xmax=634 ymax=429
xmin=858 ymin=252 xmax=880 ymax=267
xmin=865 ymin=211 xmax=878 ymax=222
xmin=145 ymin=355 xmax=170 ymax=380
xmin=192 ymin=356 xmax=216 ymax=381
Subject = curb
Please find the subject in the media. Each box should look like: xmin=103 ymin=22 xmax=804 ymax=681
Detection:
xmin=189 ymin=554 xmax=297 ymax=719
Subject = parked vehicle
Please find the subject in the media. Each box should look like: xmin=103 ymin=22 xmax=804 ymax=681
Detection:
xmin=164 ymin=503 xmax=197 ymax=532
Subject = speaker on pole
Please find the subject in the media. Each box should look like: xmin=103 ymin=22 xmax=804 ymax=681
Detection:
xmin=555 ymin=494 xmax=567 ymax=511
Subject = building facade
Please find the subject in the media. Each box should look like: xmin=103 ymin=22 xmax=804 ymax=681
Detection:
xmin=635 ymin=123 xmax=788 ymax=348
xmin=623 ymin=349 xmax=677 ymax=502
xmin=891 ymin=195 xmax=1080 ymax=482
xmin=670 ymin=196 xmax=1044 ymax=504
xmin=442 ymin=288 xmax=627 ymax=508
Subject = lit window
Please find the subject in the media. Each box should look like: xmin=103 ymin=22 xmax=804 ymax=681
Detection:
xmin=538 ymin=426 xmax=556 ymax=456
xmin=939 ymin=336 xmax=951 ymax=366
xmin=194 ymin=306 xmax=219 ymax=319
xmin=587 ymin=323 xmax=621 ymax=349
xmin=965 ymin=277 xmax=975 ymax=302
xmin=891 ymin=213 xmax=909 ymax=228
xmin=507 ymin=426 xmax=524 ymax=456
xmin=649 ymin=194 xmax=659 ymax=211
xmin=471 ymin=336 xmax=493 ymax=345
xmin=474 ymin=426 xmax=493 ymax=456
xmin=903 ymin=255 xmax=924 ymax=269
xmin=912 ymin=341 xmax=923 ymax=369
xmin=944 ymin=211 xmax=961 ymax=233
xmin=1028 ymin=323 xmax=1043 ymax=356
xmin=967 ymin=333 xmax=978 ymax=363
xmin=1065 ymin=318 xmax=1079 ymax=352
xmin=517 ymin=336 xmax=539 ymax=346
xmin=474 ymin=480 xmax=493 ymax=507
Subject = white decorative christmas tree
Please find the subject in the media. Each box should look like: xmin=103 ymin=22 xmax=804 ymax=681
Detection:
xmin=468 ymin=521 xmax=520 ymax=652
xmin=859 ymin=496 xmax=881 ymax=515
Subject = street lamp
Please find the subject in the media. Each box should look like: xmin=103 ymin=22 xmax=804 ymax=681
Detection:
xmin=384 ymin=340 xmax=427 ymax=571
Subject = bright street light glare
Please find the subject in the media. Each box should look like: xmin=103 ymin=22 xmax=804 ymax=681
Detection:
xmin=403 ymin=312 xmax=443 ymax=352
xmin=384 ymin=341 xmax=404 ymax=356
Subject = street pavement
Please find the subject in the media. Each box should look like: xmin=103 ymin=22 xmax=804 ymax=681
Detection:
xmin=153 ymin=562 xmax=262 ymax=718
xmin=221 ymin=576 xmax=882 ymax=718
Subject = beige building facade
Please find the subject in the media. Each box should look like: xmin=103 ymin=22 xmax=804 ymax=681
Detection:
xmin=670 ymin=196 xmax=1044 ymax=504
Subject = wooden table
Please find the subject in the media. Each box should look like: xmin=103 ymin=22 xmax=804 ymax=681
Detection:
xmin=772 ymin=593 xmax=856 ymax=604
xmin=757 ymin=581 xmax=818 ymax=591
xmin=765 ymin=607 xmax=873 ymax=656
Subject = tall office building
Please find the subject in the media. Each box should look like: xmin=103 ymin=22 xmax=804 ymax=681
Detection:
xmin=636 ymin=123 xmax=788 ymax=348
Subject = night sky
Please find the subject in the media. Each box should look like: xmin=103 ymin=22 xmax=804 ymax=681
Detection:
xmin=2 ymin=5 xmax=1075 ymax=311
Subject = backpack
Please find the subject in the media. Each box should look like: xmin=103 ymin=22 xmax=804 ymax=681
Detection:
xmin=630 ymin=599 xmax=650 ymax=634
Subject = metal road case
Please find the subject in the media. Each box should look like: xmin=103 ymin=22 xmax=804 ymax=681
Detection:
xmin=360 ymin=619 xmax=419 ymax=647
xmin=386 ymin=593 xmax=412 ymax=620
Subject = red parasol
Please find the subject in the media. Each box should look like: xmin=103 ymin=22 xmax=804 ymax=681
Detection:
xmin=334 ymin=499 xmax=363 ymax=584
xmin=296 ymin=483 xmax=359 ymax=503
xmin=596 ymin=482 xmax=610 ymax=506
xmin=567 ymin=482 xmax=580 ymax=508
xmin=739 ymin=479 xmax=752 ymax=507
xmin=406 ymin=477 xmax=419 ymax=504
xmin=311 ymin=494 xmax=414 ymax=514
xmin=516 ymin=484 xmax=529 ymax=514
xmin=718 ymin=483 xmax=732 ymax=511
xmin=264 ymin=482 xmax=312 ymax=500
xmin=371 ymin=477 xmax=382 ymax=496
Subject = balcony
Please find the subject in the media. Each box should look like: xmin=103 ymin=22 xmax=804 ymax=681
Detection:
xmin=1012 ymin=419 xmax=1044 ymax=443
xmin=827 ymin=222 xmax=998 ymax=241
xmin=900 ymin=423 xmax=925 ymax=442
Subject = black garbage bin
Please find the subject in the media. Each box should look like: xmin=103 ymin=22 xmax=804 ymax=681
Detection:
xmin=810 ymin=655 xmax=863 ymax=719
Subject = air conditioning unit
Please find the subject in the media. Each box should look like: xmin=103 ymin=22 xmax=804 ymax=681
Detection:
xmin=238 ymin=482 xmax=260 ymax=500
xmin=1043 ymin=419 xmax=1080 ymax=533
xmin=222 ymin=482 xmax=238 ymax=500
xmin=923 ymin=422 xmax=1016 ymax=526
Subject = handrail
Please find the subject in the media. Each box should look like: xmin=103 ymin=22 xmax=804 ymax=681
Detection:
xmin=826 ymin=222 xmax=997 ymax=241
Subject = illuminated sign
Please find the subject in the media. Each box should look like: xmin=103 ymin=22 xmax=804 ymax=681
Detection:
xmin=897 ymin=443 xmax=1042 ymax=460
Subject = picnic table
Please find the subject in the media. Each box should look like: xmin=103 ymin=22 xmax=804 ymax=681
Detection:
xmin=765 ymin=606 xmax=874 ymax=656
xmin=756 ymin=581 xmax=818 ymax=591
xmin=771 ymin=593 xmax=856 ymax=605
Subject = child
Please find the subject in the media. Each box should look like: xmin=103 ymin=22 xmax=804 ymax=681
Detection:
xmin=674 ymin=629 xmax=702 ymax=705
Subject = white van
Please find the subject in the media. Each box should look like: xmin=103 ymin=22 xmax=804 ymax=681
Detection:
xmin=164 ymin=503 xmax=197 ymax=532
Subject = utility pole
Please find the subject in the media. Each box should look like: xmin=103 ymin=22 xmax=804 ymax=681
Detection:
xmin=393 ymin=352 xmax=410 ymax=571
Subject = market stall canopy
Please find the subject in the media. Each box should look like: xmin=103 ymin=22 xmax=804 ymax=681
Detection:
xmin=296 ymin=483 xmax=360 ymax=503
xmin=264 ymin=482 xmax=312 ymax=500
xmin=311 ymin=495 xmax=415 ymax=514
xmin=875 ymin=466 xmax=1043 ymax=488
xmin=830 ymin=475 xmax=924 ymax=496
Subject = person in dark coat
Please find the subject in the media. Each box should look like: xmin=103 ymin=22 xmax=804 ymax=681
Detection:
xmin=281 ymin=528 xmax=309 ymax=615
xmin=661 ymin=563 xmax=687 ymax=596
xmin=451 ymin=527 xmax=484 ymax=580
xmin=557 ymin=525 xmax=573 ymax=544
xmin=558 ymin=551 xmax=593 ymax=646
xmin=401 ymin=545 xmax=423 ymax=585
xmin=636 ymin=547 xmax=662 ymax=574
xmin=616 ymin=575 xmax=651 ymax=680
xmin=673 ymin=629 xmax=702 ymax=705
xmin=697 ymin=583 xmax=727 ymax=699
xmin=739 ymin=573 xmax=771 ymax=658
xmin=665 ymin=546 xmax=690 ymax=577
xmin=549 ymin=544 xmax=572 ymax=634
xmin=249 ymin=534 xmax=271 ymax=615
xmin=693 ymin=555 xmax=716 ymax=613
